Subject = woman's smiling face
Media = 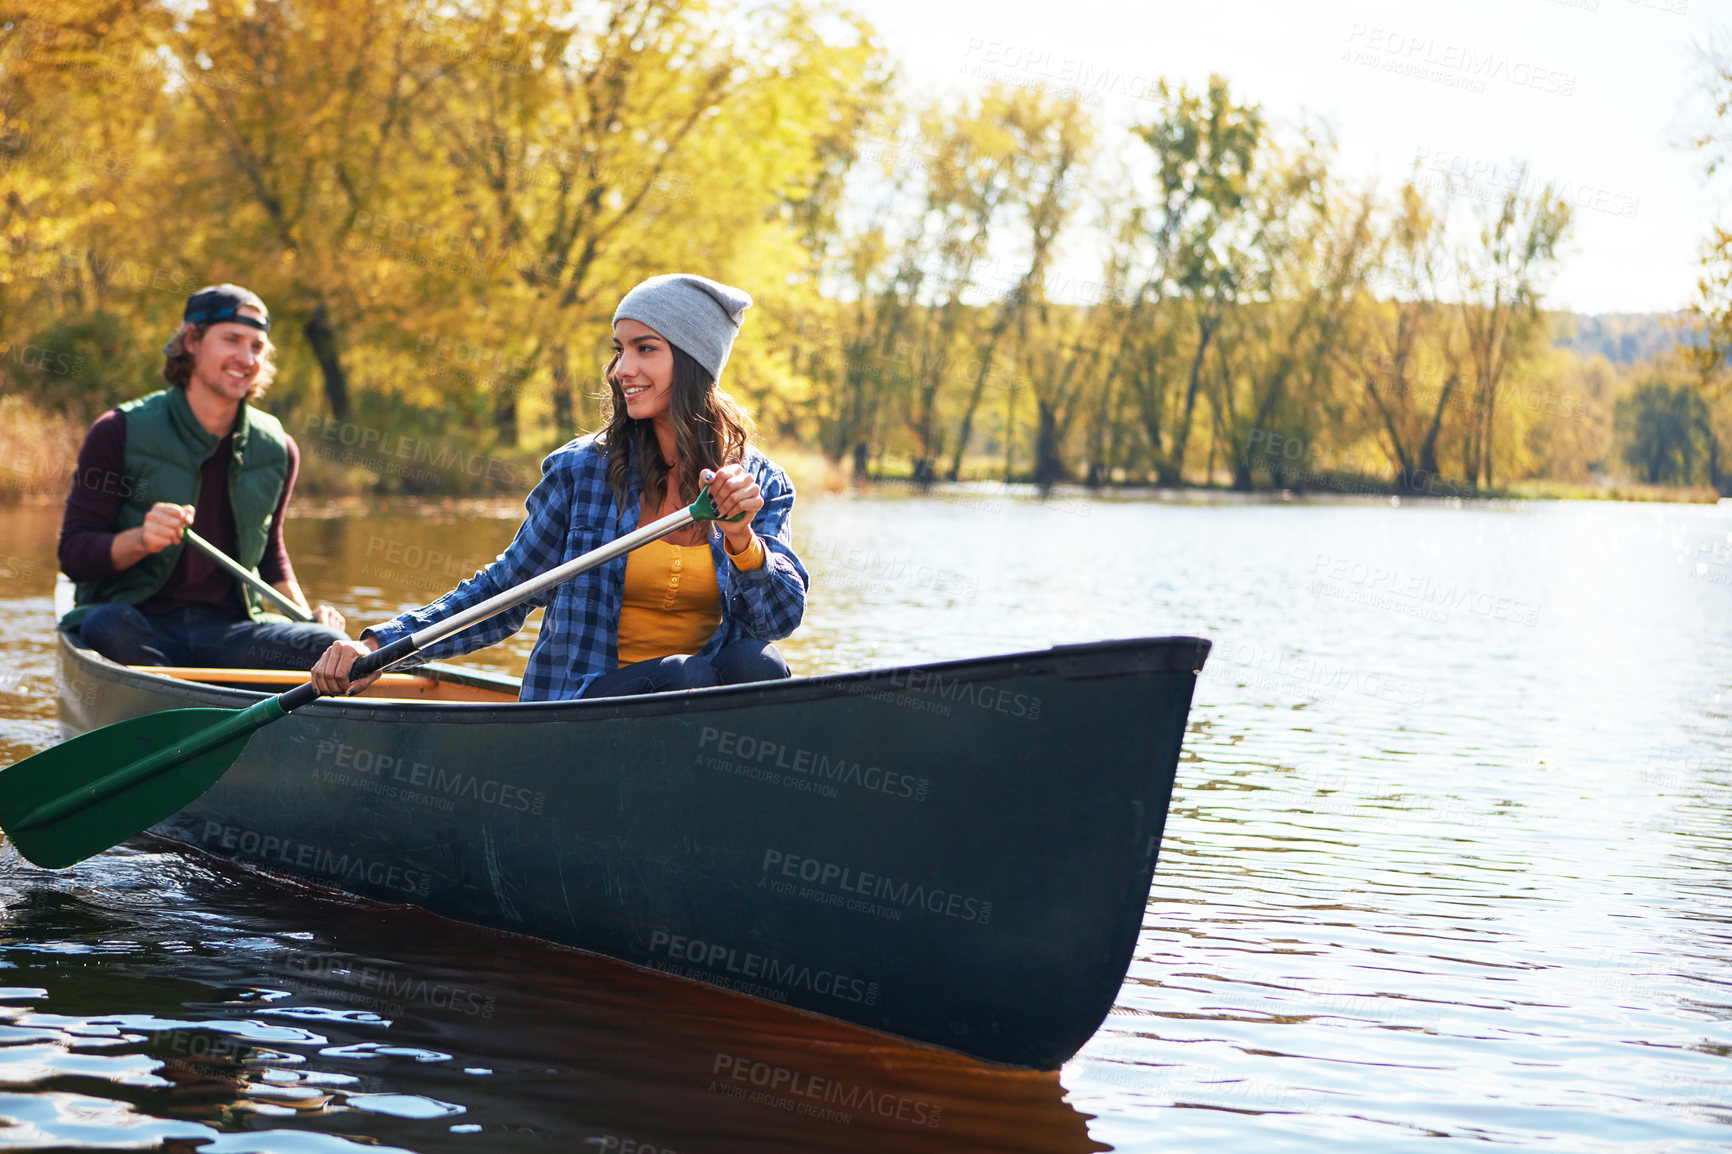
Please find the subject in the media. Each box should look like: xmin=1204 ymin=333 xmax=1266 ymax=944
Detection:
xmin=612 ymin=318 xmax=675 ymax=423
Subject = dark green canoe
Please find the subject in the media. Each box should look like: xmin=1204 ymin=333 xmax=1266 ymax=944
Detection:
xmin=56 ymin=627 xmax=1208 ymax=1070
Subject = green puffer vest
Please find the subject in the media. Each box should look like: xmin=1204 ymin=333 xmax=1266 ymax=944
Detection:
xmin=61 ymin=388 xmax=292 ymax=629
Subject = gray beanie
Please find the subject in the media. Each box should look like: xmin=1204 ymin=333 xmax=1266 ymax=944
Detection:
xmin=612 ymin=273 xmax=754 ymax=381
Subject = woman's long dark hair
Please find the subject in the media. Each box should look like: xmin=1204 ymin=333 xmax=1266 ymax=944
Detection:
xmin=600 ymin=341 xmax=754 ymax=511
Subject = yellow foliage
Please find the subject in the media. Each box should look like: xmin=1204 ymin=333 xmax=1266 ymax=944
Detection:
xmin=0 ymin=1 xmax=1701 ymax=499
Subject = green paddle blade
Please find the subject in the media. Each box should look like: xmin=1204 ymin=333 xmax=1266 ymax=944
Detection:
xmin=0 ymin=708 xmax=259 ymax=869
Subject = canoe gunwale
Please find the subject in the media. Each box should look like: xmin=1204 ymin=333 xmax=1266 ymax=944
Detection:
xmin=58 ymin=630 xmax=1210 ymax=723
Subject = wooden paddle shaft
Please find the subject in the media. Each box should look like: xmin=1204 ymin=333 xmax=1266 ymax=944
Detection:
xmin=182 ymin=528 xmax=313 ymax=622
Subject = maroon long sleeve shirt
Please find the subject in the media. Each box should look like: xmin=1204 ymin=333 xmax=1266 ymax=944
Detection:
xmin=58 ymin=409 xmax=301 ymax=617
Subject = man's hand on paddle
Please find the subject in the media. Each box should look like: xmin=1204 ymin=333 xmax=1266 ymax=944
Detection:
xmin=140 ymin=503 xmax=195 ymax=553
xmin=311 ymin=603 xmax=347 ymax=631
xmin=311 ymin=635 xmax=382 ymax=696
xmin=702 ymin=464 xmax=763 ymax=554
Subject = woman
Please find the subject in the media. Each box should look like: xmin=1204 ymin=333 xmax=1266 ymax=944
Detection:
xmin=310 ymin=273 xmax=807 ymax=700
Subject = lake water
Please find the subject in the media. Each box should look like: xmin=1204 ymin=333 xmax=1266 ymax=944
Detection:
xmin=1 ymin=489 xmax=1731 ymax=1151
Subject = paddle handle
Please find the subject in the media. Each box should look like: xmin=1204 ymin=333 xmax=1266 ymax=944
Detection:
xmin=183 ymin=528 xmax=313 ymax=622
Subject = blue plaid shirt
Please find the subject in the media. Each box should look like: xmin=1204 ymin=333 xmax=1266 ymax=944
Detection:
xmin=364 ymin=435 xmax=809 ymax=701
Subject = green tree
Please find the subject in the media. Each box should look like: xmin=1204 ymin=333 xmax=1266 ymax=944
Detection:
xmin=1615 ymin=380 xmax=1711 ymax=484
xmin=1133 ymin=76 xmax=1262 ymax=485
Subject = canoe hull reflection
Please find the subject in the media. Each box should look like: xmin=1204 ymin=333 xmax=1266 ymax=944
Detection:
xmin=57 ymin=630 xmax=1208 ymax=1069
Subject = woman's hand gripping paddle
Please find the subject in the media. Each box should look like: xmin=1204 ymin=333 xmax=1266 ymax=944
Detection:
xmin=0 ymin=488 xmax=740 ymax=869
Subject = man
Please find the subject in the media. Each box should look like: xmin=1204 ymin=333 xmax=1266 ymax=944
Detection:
xmin=58 ymin=284 xmax=348 ymax=669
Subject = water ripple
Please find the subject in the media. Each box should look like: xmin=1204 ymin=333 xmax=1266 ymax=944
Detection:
xmin=1 ymin=498 xmax=1731 ymax=1149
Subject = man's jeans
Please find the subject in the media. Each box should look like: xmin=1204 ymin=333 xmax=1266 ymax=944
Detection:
xmin=78 ymin=603 xmax=345 ymax=670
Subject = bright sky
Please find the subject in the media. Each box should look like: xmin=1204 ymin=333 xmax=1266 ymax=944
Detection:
xmin=845 ymin=0 xmax=1724 ymax=315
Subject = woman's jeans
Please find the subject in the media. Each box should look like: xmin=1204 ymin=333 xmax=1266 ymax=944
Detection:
xmin=77 ymin=603 xmax=345 ymax=671
xmin=581 ymin=637 xmax=789 ymax=699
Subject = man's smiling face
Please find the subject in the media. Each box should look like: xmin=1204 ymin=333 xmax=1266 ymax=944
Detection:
xmin=187 ymin=306 xmax=268 ymax=403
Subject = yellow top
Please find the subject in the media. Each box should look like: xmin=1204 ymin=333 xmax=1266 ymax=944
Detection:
xmin=616 ymin=534 xmax=766 ymax=667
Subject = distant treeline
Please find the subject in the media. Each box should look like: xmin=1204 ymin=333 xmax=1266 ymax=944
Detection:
xmin=0 ymin=0 xmax=1724 ymax=501
xmin=1554 ymin=314 xmax=1700 ymax=369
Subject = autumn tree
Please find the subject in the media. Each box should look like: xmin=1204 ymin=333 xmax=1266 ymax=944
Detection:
xmin=0 ymin=0 xmax=175 ymax=417
xmin=154 ymin=0 xmax=450 ymax=422
xmin=1453 ymin=170 xmax=1570 ymax=490
xmin=1690 ymin=33 xmax=1732 ymax=393
xmin=1119 ymin=76 xmax=1261 ymax=485
xmin=1221 ymin=136 xmax=1380 ymax=490
xmin=1347 ymin=178 xmax=1464 ymax=493
xmin=945 ymin=91 xmax=1090 ymax=482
